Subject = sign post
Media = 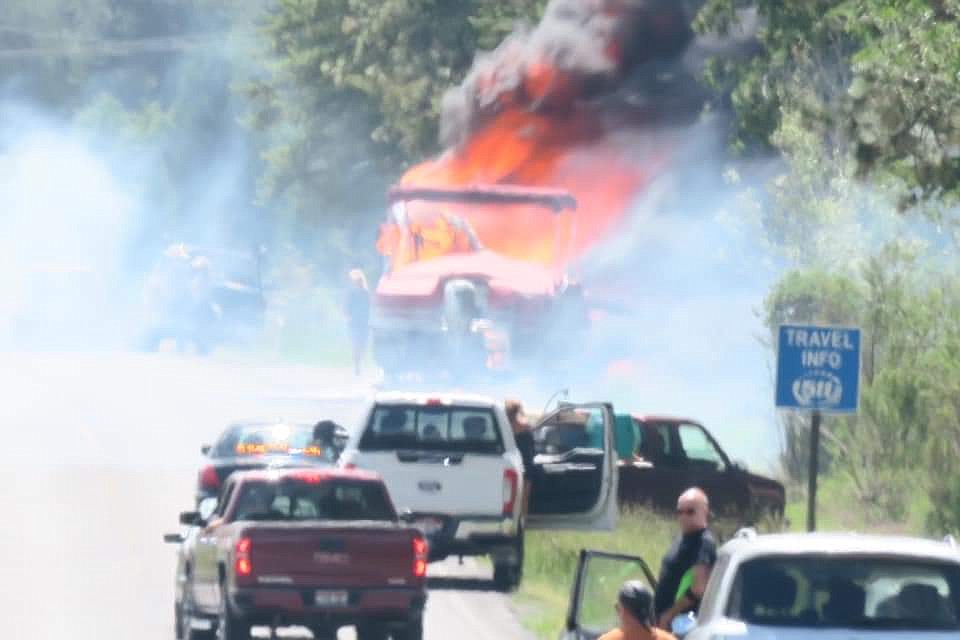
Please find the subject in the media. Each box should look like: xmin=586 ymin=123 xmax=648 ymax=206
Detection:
xmin=775 ymin=324 xmax=861 ymax=532
xmin=806 ymin=409 xmax=821 ymax=532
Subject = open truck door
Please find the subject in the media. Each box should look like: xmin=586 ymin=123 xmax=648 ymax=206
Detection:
xmin=526 ymin=402 xmax=619 ymax=531
xmin=562 ymin=549 xmax=657 ymax=640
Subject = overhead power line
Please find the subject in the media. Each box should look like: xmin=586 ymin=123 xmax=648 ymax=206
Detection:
xmin=0 ymin=31 xmax=260 ymax=60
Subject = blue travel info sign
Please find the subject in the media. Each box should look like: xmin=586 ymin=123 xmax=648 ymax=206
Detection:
xmin=775 ymin=324 xmax=861 ymax=413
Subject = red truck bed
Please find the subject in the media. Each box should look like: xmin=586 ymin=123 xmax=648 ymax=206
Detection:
xmin=172 ymin=468 xmax=427 ymax=640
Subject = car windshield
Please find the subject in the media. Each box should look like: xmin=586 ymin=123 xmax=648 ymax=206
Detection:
xmin=212 ymin=423 xmax=338 ymax=462
xmin=727 ymin=554 xmax=960 ymax=630
xmin=359 ymin=405 xmax=504 ymax=454
xmin=233 ymin=478 xmax=396 ymax=522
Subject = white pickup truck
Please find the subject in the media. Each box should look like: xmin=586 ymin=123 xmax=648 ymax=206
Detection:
xmin=338 ymin=392 xmax=620 ymax=591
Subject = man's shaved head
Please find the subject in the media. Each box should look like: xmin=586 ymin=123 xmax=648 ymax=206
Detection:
xmin=677 ymin=487 xmax=709 ymax=533
xmin=679 ymin=487 xmax=708 ymax=508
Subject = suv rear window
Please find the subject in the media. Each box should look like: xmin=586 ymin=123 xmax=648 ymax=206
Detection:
xmin=727 ymin=554 xmax=960 ymax=630
xmin=233 ymin=478 xmax=396 ymax=522
xmin=212 ymin=423 xmax=339 ymax=462
xmin=359 ymin=404 xmax=504 ymax=455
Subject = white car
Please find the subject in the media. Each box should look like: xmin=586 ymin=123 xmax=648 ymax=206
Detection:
xmin=687 ymin=530 xmax=960 ymax=639
xmin=563 ymin=532 xmax=960 ymax=640
xmin=338 ymin=392 xmax=620 ymax=591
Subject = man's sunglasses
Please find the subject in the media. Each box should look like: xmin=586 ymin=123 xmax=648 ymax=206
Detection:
xmin=676 ymin=507 xmax=697 ymax=516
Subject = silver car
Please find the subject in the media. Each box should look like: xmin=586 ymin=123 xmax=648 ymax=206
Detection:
xmin=563 ymin=532 xmax=960 ymax=639
xmin=685 ymin=530 xmax=960 ymax=639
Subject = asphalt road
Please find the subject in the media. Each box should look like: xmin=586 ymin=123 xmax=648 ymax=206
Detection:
xmin=0 ymin=352 xmax=536 ymax=640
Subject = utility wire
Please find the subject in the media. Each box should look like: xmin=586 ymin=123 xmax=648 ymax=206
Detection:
xmin=0 ymin=31 xmax=260 ymax=60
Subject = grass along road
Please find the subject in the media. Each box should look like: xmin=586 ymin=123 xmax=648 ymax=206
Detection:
xmin=516 ymin=482 xmax=939 ymax=639
xmin=515 ymin=508 xmax=793 ymax=638
xmin=515 ymin=510 xmax=676 ymax=638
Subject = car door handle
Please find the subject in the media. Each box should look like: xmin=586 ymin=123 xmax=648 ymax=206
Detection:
xmin=542 ymin=462 xmax=597 ymax=473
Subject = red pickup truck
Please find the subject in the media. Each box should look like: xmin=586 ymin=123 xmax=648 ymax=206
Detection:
xmin=165 ymin=468 xmax=427 ymax=640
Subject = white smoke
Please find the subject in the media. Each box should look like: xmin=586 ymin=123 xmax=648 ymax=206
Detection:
xmin=0 ymin=106 xmax=139 ymax=349
xmin=565 ymin=118 xmax=784 ymax=471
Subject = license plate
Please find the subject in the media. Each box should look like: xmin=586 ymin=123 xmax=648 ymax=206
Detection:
xmin=314 ymin=590 xmax=349 ymax=607
xmin=414 ymin=517 xmax=444 ymax=535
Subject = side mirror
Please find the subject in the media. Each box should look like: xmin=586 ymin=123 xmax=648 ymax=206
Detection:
xmin=200 ymin=444 xmax=211 ymax=456
xmin=398 ymin=509 xmax=416 ymax=524
xmin=733 ymin=459 xmax=748 ymax=472
xmin=163 ymin=532 xmax=185 ymax=544
xmin=671 ymin=612 xmax=697 ymax=638
xmin=179 ymin=510 xmax=203 ymax=526
xmin=198 ymin=496 xmax=219 ymax=521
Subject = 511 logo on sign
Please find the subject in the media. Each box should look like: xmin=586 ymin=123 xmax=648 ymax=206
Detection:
xmin=791 ymin=370 xmax=843 ymax=407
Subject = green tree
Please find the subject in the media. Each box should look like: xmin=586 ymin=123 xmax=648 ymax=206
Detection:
xmin=0 ymin=1 xmax=269 ymax=248
xmin=695 ymin=0 xmax=960 ymax=210
xmin=469 ymin=0 xmax=548 ymax=51
xmin=243 ymin=0 xmax=553 ymax=262
xmin=764 ymin=244 xmax=960 ymax=531
xmin=739 ymin=30 xmax=960 ymax=529
xmin=243 ymin=0 xmax=481 ymax=262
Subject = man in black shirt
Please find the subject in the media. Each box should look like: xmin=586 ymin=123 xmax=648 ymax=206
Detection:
xmin=654 ymin=487 xmax=717 ymax=630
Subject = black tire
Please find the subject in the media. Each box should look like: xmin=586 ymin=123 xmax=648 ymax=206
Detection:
xmin=175 ymin=603 xmax=184 ymax=640
xmin=492 ymin=533 xmax=524 ymax=593
xmin=179 ymin=581 xmax=213 ymax=640
xmin=216 ymin=587 xmax=251 ymax=640
xmin=392 ymin=619 xmax=423 ymax=640
xmin=493 ymin=562 xmax=521 ymax=592
xmin=356 ymin=623 xmax=389 ymax=640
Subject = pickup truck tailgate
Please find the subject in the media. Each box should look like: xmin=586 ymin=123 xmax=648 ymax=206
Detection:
xmin=243 ymin=524 xmax=418 ymax=587
xmin=358 ymin=450 xmax=506 ymax=516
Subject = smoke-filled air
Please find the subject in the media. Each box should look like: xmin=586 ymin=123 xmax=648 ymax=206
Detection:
xmin=0 ymin=1 xmax=782 ymax=467
xmin=372 ymin=0 xmax=778 ymax=462
xmin=395 ymin=0 xmax=695 ymax=268
xmin=3 ymin=13 xmax=959 ymax=626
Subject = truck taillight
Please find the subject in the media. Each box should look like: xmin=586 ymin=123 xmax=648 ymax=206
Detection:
xmin=412 ymin=535 xmax=428 ymax=578
xmin=199 ymin=465 xmax=220 ymax=492
xmin=502 ymin=468 xmax=519 ymax=516
xmin=235 ymin=537 xmax=252 ymax=577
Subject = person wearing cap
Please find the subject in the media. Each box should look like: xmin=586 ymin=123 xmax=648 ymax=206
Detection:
xmin=654 ymin=487 xmax=717 ymax=629
xmin=600 ymin=580 xmax=677 ymax=640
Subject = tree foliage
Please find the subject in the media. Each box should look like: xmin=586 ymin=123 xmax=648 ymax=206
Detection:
xmin=469 ymin=0 xmax=548 ymax=51
xmin=696 ymin=0 xmax=960 ymax=209
xmin=243 ymin=0 xmax=551 ymax=259
xmin=765 ymin=245 xmax=960 ymax=531
xmin=695 ymin=1 xmax=960 ymax=532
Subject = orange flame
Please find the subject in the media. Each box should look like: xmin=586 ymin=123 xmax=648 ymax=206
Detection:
xmin=385 ymin=2 xmax=684 ymax=271
xmin=397 ymin=108 xmax=668 ymax=269
xmin=376 ymin=212 xmax=475 ymax=270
